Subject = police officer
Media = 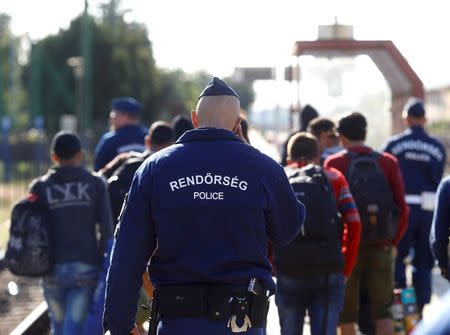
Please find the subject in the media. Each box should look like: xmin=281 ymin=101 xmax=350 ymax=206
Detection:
xmin=103 ymin=77 xmax=305 ymax=335
xmin=94 ymin=97 xmax=148 ymax=171
xmin=430 ymin=176 xmax=450 ymax=282
xmin=383 ymin=97 xmax=446 ymax=315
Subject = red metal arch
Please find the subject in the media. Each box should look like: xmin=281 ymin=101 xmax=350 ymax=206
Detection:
xmin=292 ymin=39 xmax=424 ymax=133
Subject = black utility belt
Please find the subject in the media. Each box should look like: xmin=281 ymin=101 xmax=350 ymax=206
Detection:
xmin=155 ymin=283 xmax=270 ymax=328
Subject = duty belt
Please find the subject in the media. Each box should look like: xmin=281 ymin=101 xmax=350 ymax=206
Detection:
xmin=147 ymin=279 xmax=270 ymax=334
xmin=405 ymin=194 xmax=422 ymax=205
xmin=405 ymin=192 xmax=436 ymax=211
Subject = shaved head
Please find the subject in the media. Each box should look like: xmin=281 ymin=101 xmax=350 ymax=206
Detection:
xmin=192 ymin=95 xmax=241 ymax=131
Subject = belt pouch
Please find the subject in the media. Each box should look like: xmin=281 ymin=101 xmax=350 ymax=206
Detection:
xmin=158 ymin=285 xmax=206 ymax=318
xmin=206 ymin=289 xmax=232 ymax=321
xmin=249 ymin=294 xmax=270 ymax=327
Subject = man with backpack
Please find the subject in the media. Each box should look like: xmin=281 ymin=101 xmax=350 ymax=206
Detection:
xmin=307 ymin=117 xmax=343 ymax=164
xmin=101 ymin=121 xmax=175 ymax=221
xmin=101 ymin=121 xmax=174 ymax=334
xmin=274 ymin=132 xmax=361 ymax=335
xmin=23 ymin=132 xmax=113 ymax=335
xmin=324 ymin=112 xmax=409 ymax=335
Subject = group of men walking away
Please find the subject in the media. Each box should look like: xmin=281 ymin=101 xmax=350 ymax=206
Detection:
xmin=7 ymin=77 xmax=450 ymax=335
xmin=274 ymin=97 xmax=447 ymax=335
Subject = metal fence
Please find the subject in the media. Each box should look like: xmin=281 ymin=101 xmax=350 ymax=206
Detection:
xmin=0 ymin=130 xmax=50 ymax=248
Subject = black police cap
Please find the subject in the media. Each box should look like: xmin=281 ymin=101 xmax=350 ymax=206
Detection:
xmin=404 ymin=97 xmax=425 ymax=118
xmin=198 ymin=77 xmax=240 ymax=100
xmin=111 ymin=97 xmax=141 ymax=115
xmin=51 ymin=131 xmax=82 ymax=159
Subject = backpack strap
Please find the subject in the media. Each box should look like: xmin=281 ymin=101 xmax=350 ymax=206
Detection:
xmin=300 ymin=164 xmax=322 ymax=177
xmin=346 ymin=150 xmax=382 ymax=176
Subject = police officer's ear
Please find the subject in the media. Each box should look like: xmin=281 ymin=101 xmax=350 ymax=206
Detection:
xmin=191 ymin=110 xmax=199 ymax=128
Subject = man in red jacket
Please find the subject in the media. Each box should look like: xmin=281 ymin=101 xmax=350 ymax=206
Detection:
xmin=324 ymin=112 xmax=408 ymax=335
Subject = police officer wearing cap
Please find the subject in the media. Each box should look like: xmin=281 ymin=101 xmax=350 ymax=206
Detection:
xmin=382 ymin=97 xmax=446 ymax=315
xmin=94 ymin=97 xmax=148 ymax=171
xmin=103 ymin=77 xmax=305 ymax=335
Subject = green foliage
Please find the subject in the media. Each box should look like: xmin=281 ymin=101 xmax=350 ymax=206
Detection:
xmin=223 ymin=77 xmax=255 ymax=112
xmin=15 ymin=0 xmax=255 ymax=136
xmin=428 ymin=120 xmax=450 ymax=133
xmin=25 ymin=12 xmax=160 ymax=134
xmin=0 ymin=13 xmax=27 ymax=128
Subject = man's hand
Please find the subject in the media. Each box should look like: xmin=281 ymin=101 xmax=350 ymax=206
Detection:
xmin=129 ymin=326 xmax=141 ymax=335
xmin=440 ymin=267 xmax=449 ymax=281
xmin=234 ymin=124 xmax=248 ymax=144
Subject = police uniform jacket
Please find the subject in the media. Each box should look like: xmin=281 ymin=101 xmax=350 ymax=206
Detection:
xmin=431 ymin=176 xmax=450 ymax=270
xmin=383 ymin=125 xmax=446 ymax=200
xmin=104 ymin=128 xmax=305 ymax=334
xmin=94 ymin=124 xmax=148 ymax=171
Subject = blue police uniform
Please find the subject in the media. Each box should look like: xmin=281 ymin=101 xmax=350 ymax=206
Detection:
xmin=104 ymin=128 xmax=305 ymax=334
xmin=94 ymin=125 xmax=147 ymax=171
xmin=94 ymin=97 xmax=148 ymax=171
xmin=430 ymin=176 xmax=450 ymax=276
xmin=382 ymin=98 xmax=446 ymax=311
xmin=103 ymin=78 xmax=305 ymax=335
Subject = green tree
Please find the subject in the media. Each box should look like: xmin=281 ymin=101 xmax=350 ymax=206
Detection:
xmin=25 ymin=8 xmax=159 ymax=135
xmin=0 ymin=13 xmax=27 ymax=129
xmin=223 ymin=77 xmax=255 ymax=112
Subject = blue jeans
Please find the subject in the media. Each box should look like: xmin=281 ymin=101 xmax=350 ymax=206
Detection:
xmin=395 ymin=207 xmax=434 ymax=311
xmin=275 ymin=273 xmax=345 ymax=335
xmin=43 ymin=262 xmax=98 ymax=335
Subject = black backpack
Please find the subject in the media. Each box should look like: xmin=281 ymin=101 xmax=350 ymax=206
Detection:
xmin=5 ymin=195 xmax=52 ymax=277
xmin=346 ymin=151 xmax=400 ymax=243
xmin=273 ymin=165 xmax=344 ymax=277
xmin=108 ymin=155 xmax=147 ymax=222
xmin=287 ymin=165 xmax=340 ymax=241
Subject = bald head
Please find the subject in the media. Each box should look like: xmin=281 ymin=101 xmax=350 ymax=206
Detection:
xmin=192 ymin=95 xmax=241 ymax=130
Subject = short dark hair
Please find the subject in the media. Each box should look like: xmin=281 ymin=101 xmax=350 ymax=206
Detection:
xmin=337 ymin=112 xmax=367 ymax=141
xmin=51 ymin=131 xmax=82 ymax=160
xmin=287 ymin=132 xmax=319 ymax=162
xmin=307 ymin=117 xmax=335 ymax=138
xmin=300 ymin=104 xmax=319 ymax=131
xmin=148 ymin=121 xmax=175 ymax=147
xmin=170 ymin=115 xmax=194 ymax=140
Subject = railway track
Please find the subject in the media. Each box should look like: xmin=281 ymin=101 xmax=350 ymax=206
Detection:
xmin=0 ymin=255 xmax=49 ymax=335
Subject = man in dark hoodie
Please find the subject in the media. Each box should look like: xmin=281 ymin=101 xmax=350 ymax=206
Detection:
xmin=280 ymin=105 xmax=319 ymax=166
xmin=28 ymin=131 xmax=113 ymax=335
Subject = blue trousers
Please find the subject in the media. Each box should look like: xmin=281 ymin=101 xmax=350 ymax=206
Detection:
xmin=157 ymin=318 xmax=264 ymax=334
xmin=394 ymin=206 xmax=434 ymax=311
xmin=43 ymin=262 xmax=98 ymax=335
xmin=275 ymin=273 xmax=345 ymax=335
